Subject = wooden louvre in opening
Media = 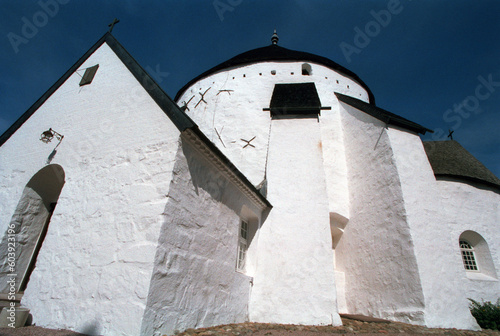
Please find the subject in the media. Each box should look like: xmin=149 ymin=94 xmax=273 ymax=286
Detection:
xmin=269 ymin=82 xmax=321 ymax=116
xmin=79 ymin=64 xmax=99 ymax=86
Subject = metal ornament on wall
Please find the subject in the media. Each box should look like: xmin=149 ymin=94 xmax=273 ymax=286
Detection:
xmin=241 ymin=136 xmax=256 ymax=148
xmin=40 ymin=128 xmax=64 ymax=164
xmin=214 ymin=127 xmax=226 ymax=148
xmin=195 ymin=87 xmax=211 ymax=108
xmin=181 ymin=95 xmax=195 ymax=112
xmin=217 ymin=89 xmax=234 ymax=96
xmin=40 ymin=128 xmax=64 ymax=147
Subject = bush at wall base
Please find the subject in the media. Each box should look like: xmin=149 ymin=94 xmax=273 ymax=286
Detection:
xmin=469 ymin=298 xmax=500 ymax=331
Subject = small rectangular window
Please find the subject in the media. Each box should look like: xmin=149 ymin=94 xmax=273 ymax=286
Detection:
xmin=237 ymin=220 xmax=249 ymax=271
xmin=240 ymin=220 xmax=248 ymax=240
xmin=79 ymin=64 xmax=99 ymax=86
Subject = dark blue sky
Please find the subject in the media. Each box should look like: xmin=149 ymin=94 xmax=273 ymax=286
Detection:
xmin=1 ymin=1 xmax=499 ymax=177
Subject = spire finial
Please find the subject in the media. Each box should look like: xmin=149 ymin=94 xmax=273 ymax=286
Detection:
xmin=271 ymin=29 xmax=279 ymax=45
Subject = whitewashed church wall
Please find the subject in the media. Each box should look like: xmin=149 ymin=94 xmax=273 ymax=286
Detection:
xmin=335 ymin=103 xmax=427 ymax=324
xmin=249 ymin=117 xmax=341 ymax=326
xmin=0 ymin=43 xmax=181 ymax=335
xmin=176 ymin=61 xmax=368 ymax=192
xmin=141 ymin=137 xmax=262 ymax=336
xmin=319 ymin=99 xmax=351 ymax=221
xmin=436 ymin=180 xmax=500 ymax=304
xmin=386 ymin=128 xmax=480 ymax=330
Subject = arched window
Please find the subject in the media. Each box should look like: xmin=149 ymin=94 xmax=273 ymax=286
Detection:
xmin=459 ymin=231 xmax=498 ymax=279
xmin=459 ymin=240 xmax=478 ymax=271
xmin=302 ymin=63 xmax=312 ymax=75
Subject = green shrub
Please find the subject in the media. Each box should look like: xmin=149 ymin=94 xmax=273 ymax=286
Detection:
xmin=469 ymin=298 xmax=500 ymax=331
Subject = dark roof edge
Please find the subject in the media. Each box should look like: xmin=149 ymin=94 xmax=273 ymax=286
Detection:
xmin=186 ymin=127 xmax=272 ymax=209
xmin=335 ymin=92 xmax=433 ymax=135
xmin=434 ymin=174 xmax=500 ymax=194
xmin=174 ymin=46 xmax=375 ymax=104
xmin=423 ymin=140 xmax=500 ymax=190
xmin=104 ymin=34 xmax=196 ymax=131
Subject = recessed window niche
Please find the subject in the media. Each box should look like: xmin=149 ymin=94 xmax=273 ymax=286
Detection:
xmin=302 ymin=63 xmax=312 ymax=75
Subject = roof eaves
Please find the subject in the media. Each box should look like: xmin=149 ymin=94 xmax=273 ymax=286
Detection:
xmin=335 ymin=92 xmax=433 ymax=135
xmin=103 ymin=34 xmax=195 ymax=131
xmin=434 ymin=174 xmax=500 ymax=192
xmin=174 ymin=45 xmax=375 ymax=104
xmin=423 ymin=140 xmax=500 ymax=191
xmin=183 ymin=127 xmax=272 ymax=209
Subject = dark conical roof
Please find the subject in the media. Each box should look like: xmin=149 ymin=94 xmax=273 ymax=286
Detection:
xmin=424 ymin=140 xmax=500 ymax=191
xmin=175 ymin=44 xmax=375 ymax=103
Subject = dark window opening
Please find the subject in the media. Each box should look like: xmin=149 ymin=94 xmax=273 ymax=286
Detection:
xmin=302 ymin=63 xmax=312 ymax=75
xmin=269 ymin=83 xmax=321 ymax=117
xmin=79 ymin=64 xmax=99 ymax=86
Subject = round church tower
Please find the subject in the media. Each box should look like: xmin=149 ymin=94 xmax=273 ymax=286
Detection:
xmin=175 ymin=31 xmax=373 ymax=188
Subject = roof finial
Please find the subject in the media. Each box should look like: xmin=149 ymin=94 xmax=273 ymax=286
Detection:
xmin=448 ymin=129 xmax=454 ymax=140
xmin=108 ymin=18 xmax=120 ymax=34
xmin=271 ymin=29 xmax=279 ymax=45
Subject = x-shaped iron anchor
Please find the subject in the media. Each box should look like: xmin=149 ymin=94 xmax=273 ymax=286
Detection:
xmin=195 ymin=87 xmax=211 ymax=108
xmin=215 ymin=127 xmax=226 ymax=148
xmin=181 ymin=95 xmax=195 ymax=112
xmin=241 ymin=136 xmax=256 ymax=148
xmin=217 ymin=89 xmax=234 ymax=96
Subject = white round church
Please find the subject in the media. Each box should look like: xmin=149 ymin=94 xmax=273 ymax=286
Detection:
xmin=0 ymin=31 xmax=498 ymax=335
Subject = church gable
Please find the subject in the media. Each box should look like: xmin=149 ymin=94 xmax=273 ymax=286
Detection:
xmin=0 ymin=33 xmax=194 ymax=148
xmin=0 ymin=35 xmax=190 ymax=334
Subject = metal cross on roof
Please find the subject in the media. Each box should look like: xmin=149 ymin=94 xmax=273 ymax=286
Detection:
xmin=108 ymin=18 xmax=120 ymax=33
xmin=448 ymin=129 xmax=454 ymax=140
